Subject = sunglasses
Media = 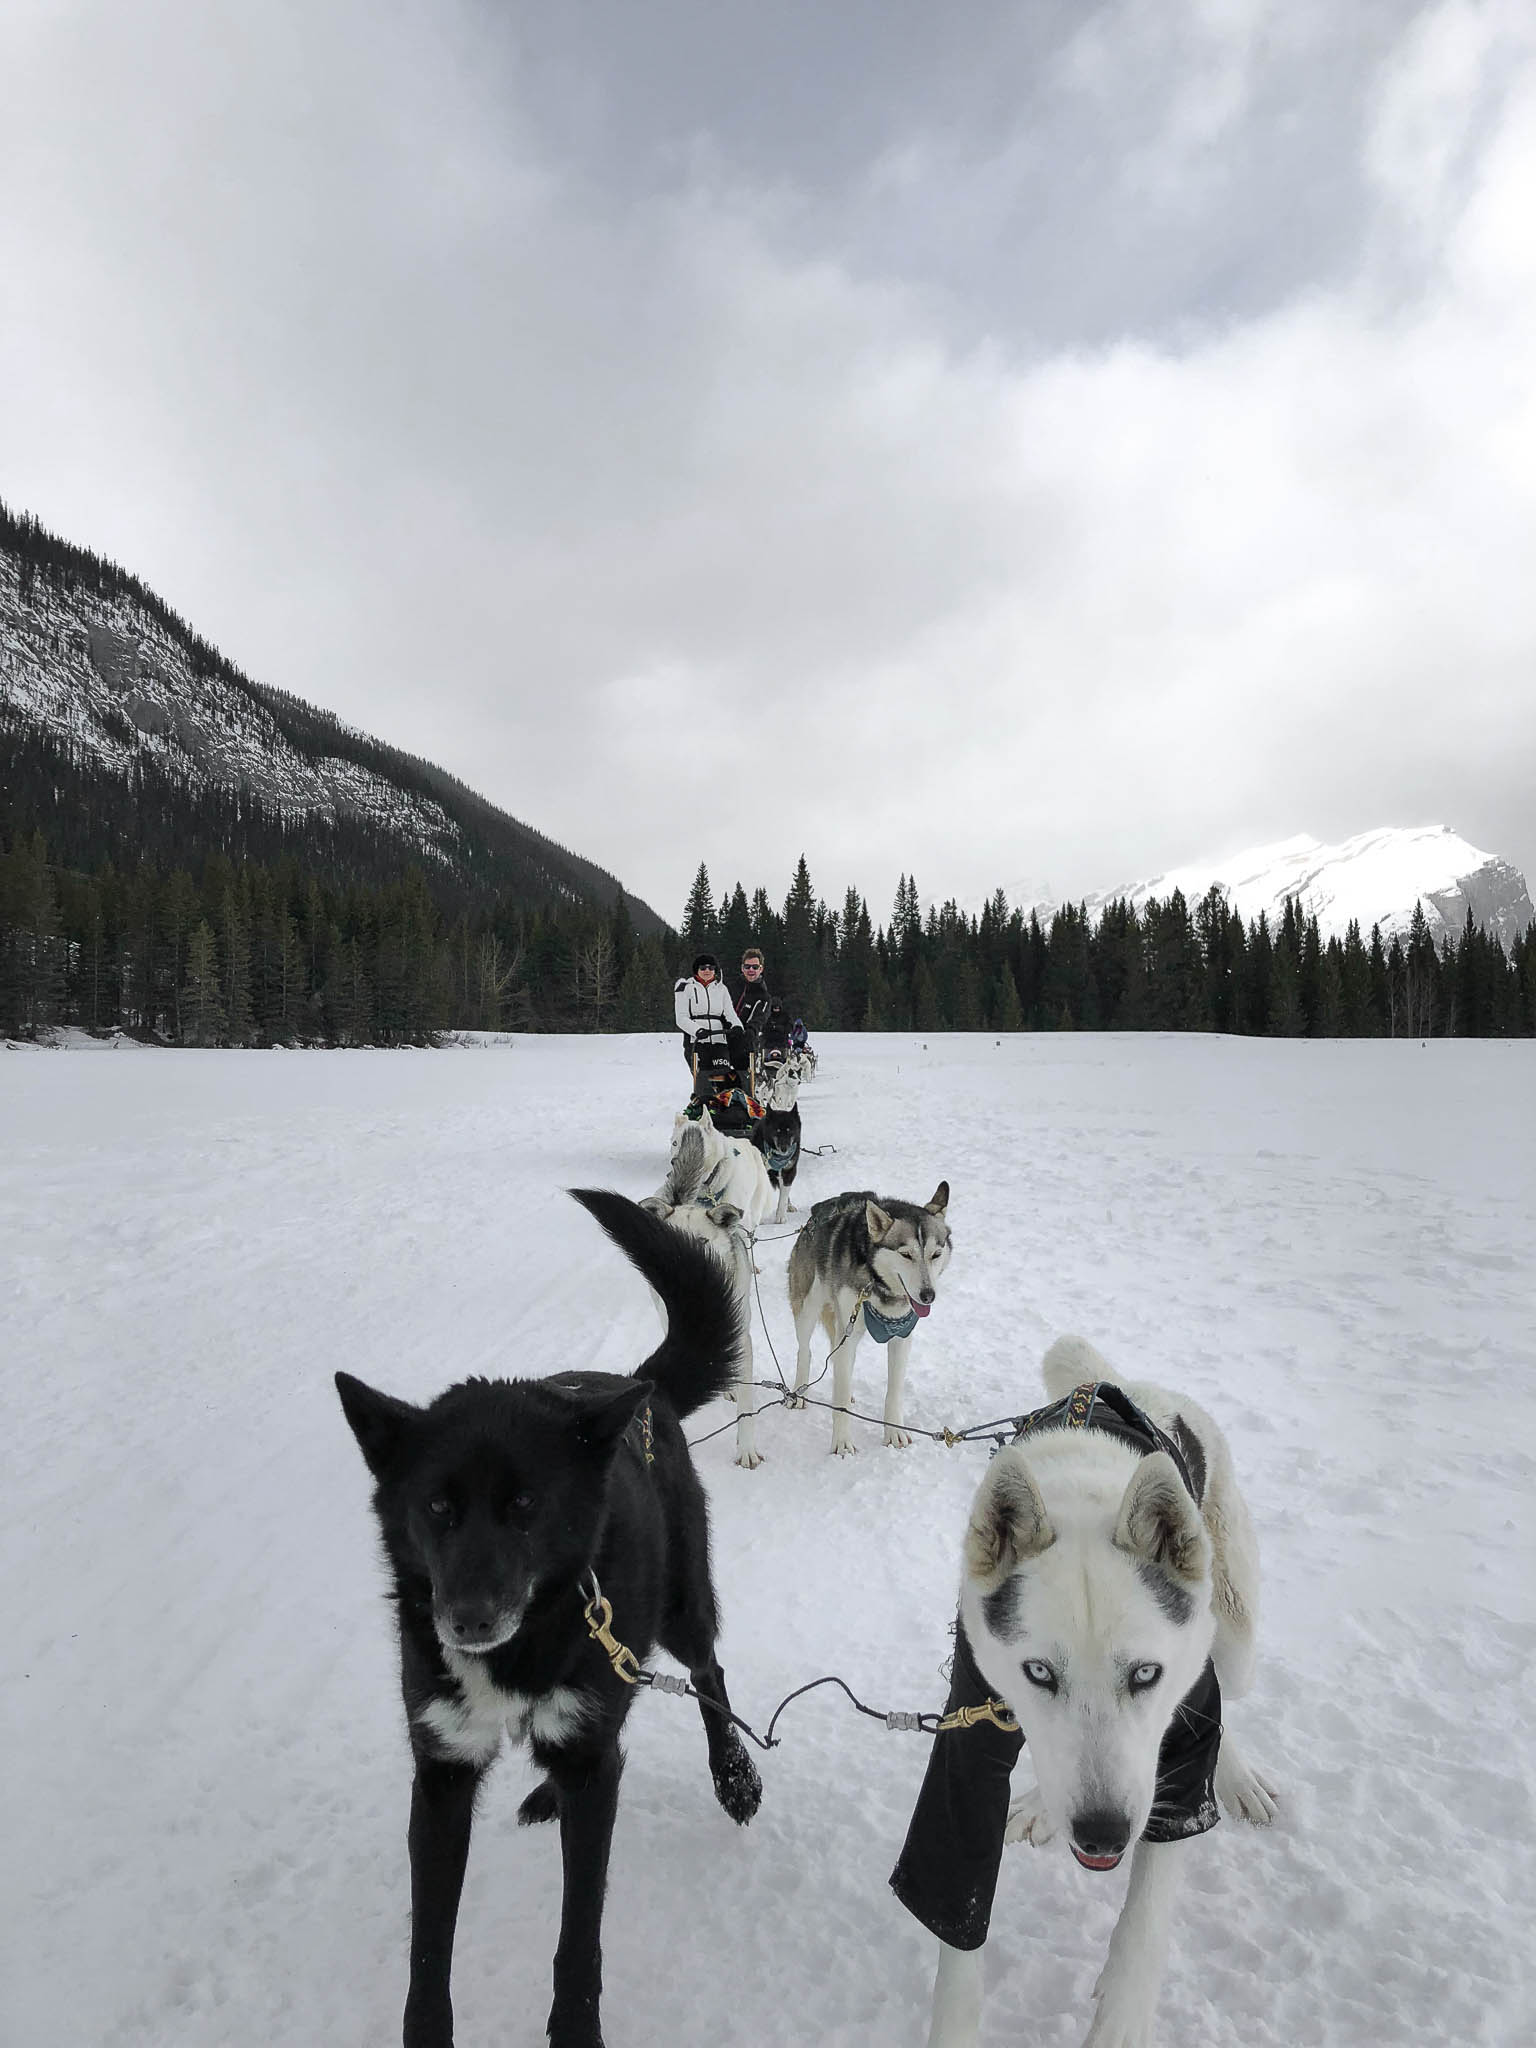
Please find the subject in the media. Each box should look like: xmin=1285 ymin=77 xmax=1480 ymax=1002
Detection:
xmin=742 ymin=962 xmax=762 ymax=974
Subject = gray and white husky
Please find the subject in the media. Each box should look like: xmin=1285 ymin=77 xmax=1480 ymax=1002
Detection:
xmin=786 ymin=1181 xmax=951 ymax=1455
xmin=643 ymin=1108 xmax=773 ymax=1468
xmin=914 ymin=1335 xmax=1276 ymax=2048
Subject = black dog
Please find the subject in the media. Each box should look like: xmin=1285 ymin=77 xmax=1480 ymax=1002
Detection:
xmin=753 ymin=1072 xmax=802 ymax=1224
xmin=336 ymin=1189 xmax=763 ymax=2048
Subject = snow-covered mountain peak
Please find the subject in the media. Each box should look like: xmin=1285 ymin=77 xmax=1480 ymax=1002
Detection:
xmin=1097 ymin=825 xmax=1534 ymax=950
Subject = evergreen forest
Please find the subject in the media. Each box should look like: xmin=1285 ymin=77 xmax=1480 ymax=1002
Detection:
xmin=2 ymin=833 xmax=1532 ymax=1045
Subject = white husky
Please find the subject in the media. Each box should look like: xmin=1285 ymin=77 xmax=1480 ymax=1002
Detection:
xmin=641 ymin=1108 xmax=774 ymax=1468
xmin=911 ymin=1336 xmax=1276 ymax=2048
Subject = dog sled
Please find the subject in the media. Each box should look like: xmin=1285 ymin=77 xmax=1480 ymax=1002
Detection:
xmin=688 ymin=1045 xmax=764 ymax=1139
xmin=783 ymin=1018 xmax=816 ymax=1082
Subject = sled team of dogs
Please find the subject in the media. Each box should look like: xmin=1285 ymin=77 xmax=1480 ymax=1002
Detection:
xmin=337 ymin=1066 xmax=1277 ymax=2048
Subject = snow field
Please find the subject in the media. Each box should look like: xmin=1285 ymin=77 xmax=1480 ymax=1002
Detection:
xmin=2 ymin=1032 xmax=1533 ymax=2046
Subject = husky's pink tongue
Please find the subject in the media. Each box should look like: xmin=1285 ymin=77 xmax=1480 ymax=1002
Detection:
xmin=907 ymin=1297 xmax=932 ymax=1318
xmin=1072 ymin=1847 xmax=1124 ymax=1872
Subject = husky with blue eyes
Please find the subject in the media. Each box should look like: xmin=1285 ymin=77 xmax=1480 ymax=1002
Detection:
xmin=787 ymin=1182 xmax=953 ymax=1455
xmin=894 ymin=1336 xmax=1277 ymax=2048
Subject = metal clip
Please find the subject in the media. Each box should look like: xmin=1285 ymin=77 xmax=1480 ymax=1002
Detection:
xmin=936 ymin=1698 xmax=1020 ymax=1735
xmin=582 ymin=1581 xmax=642 ymax=1684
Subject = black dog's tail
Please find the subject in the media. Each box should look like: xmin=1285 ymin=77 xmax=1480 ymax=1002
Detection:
xmin=569 ymin=1188 xmax=744 ymax=1420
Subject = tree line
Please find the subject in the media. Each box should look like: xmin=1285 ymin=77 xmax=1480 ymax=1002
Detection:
xmin=678 ymin=857 xmax=1535 ymax=1040
xmin=0 ymin=827 xmax=676 ymax=1045
xmin=3 ymin=832 xmax=1531 ymax=1045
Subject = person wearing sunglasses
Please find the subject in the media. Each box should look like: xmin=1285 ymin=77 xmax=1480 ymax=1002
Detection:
xmin=674 ymin=951 xmax=748 ymax=1082
xmin=735 ymin=948 xmax=774 ymax=1055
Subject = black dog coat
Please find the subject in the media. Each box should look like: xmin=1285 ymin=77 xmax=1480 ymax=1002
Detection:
xmin=890 ymin=1384 xmax=1223 ymax=1951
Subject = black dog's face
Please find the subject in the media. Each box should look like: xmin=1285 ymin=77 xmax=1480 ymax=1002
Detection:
xmin=336 ymin=1373 xmax=649 ymax=1655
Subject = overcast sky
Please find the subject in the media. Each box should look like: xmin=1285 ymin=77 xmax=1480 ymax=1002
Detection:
xmin=3 ymin=0 xmax=1533 ymax=924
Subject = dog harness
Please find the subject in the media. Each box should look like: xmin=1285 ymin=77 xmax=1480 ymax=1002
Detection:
xmin=889 ymin=1383 xmax=1222 ymax=1952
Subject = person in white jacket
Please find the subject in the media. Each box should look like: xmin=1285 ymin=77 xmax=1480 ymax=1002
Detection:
xmin=675 ymin=952 xmax=748 ymax=1079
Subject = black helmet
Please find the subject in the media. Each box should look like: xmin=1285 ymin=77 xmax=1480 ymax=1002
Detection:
xmin=692 ymin=952 xmax=720 ymax=976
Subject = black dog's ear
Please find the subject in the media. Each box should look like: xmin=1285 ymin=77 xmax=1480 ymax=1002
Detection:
xmin=336 ymin=1371 xmax=424 ymax=1479
xmin=569 ymin=1380 xmax=654 ymax=1455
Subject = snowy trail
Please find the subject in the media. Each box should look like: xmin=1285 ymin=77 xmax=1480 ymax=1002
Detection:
xmin=3 ymin=1033 xmax=1532 ymax=2046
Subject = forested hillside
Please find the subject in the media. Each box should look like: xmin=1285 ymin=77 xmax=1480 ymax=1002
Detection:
xmin=0 ymin=501 xmax=664 ymax=929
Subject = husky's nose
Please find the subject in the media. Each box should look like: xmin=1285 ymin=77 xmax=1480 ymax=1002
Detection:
xmin=1070 ymin=1809 xmax=1131 ymax=1862
xmin=917 ymin=1286 xmax=935 ymax=1305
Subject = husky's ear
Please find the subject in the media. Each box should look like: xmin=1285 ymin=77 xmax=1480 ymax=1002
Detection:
xmin=865 ymin=1199 xmax=894 ymax=1242
xmin=336 ymin=1372 xmax=423 ymax=1479
xmin=925 ymin=1181 xmax=950 ymax=1215
xmin=570 ymin=1380 xmax=654 ymax=1455
xmin=964 ymin=1450 xmax=1055 ymax=1589
xmin=638 ymin=1194 xmax=675 ymax=1220
xmin=713 ymin=1202 xmax=744 ymax=1232
xmin=1114 ymin=1453 xmax=1210 ymax=1584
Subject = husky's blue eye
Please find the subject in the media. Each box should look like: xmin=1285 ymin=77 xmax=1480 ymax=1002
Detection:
xmin=1022 ymin=1659 xmax=1056 ymax=1691
xmin=427 ymin=1497 xmax=452 ymax=1520
xmin=1129 ymin=1663 xmax=1162 ymax=1693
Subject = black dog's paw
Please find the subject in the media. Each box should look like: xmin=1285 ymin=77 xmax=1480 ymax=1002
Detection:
xmin=712 ymin=1736 xmax=763 ymax=1825
xmin=518 ymin=1779 xmax=560 ymax=1826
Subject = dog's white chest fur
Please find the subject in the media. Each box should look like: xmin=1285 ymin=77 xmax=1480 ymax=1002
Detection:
xmin=418 ymin=1650 xmax=596 ymax=1766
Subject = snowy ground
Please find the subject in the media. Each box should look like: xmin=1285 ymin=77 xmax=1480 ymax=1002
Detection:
xmin=3 ymin=1032 xmax=1533 ymax=2047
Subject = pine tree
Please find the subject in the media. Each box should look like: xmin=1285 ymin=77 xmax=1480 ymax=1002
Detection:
xmin=610 ymin=889 xmax=636 ymax=982
xmin=1403 ymin=903 xmax=1438 ymax=1037
xmin=681 ymin=864 xmax=717 ymax=950
xmin=328 ymin=937 xmax=373 ymax=1046
xmin=781 ymin=854 xmax=817 ymax=1003
xmin=951 ymin=957 xmax=983 ymax=1031
xmin=992 ymin=962 xmax=1024 ymax=1030
xmin=1267 ymin=902 xmax=1304 ymax=1037
xmin=219 ymin=886 xmax=255 ymax=1045
xmin=616 ymin=947 xmax=657 ymax=1030
xmin=838 ymin=888 xmax=873 ymax=1027
xmin=863 ymin=954 xmax=893 ymax=1030
xmin=912 ymin=956 xmax=941 ymax=1030
xmin=181 ymin=921 xmax=226 ymax=1045
xmin=716 ymin=883 xmax=752 ymax=973
xmin=0 ymin=831 xmax=64 ymax=1036
xmin=1242 ymin=912 xmax=1273 ymax=1034
xmin=160 ymin=869 xmax=199 ymax=1044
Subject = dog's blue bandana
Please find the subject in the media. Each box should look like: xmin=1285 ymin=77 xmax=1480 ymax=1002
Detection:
xmin=863 ymin=1299 xmax=919 ymax=1344
xmin=763 ymin=1142 xmax=799 ymax=1172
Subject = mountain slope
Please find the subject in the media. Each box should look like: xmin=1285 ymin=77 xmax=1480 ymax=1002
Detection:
xmin=1091 ymin=826 xmax=1534 ymax=951
xmin=0 ymin=502 xmax=665 ymax=930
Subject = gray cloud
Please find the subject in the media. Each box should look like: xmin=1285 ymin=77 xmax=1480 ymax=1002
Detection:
xmin=2 ymin=0 xmax=1532 ymax=926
